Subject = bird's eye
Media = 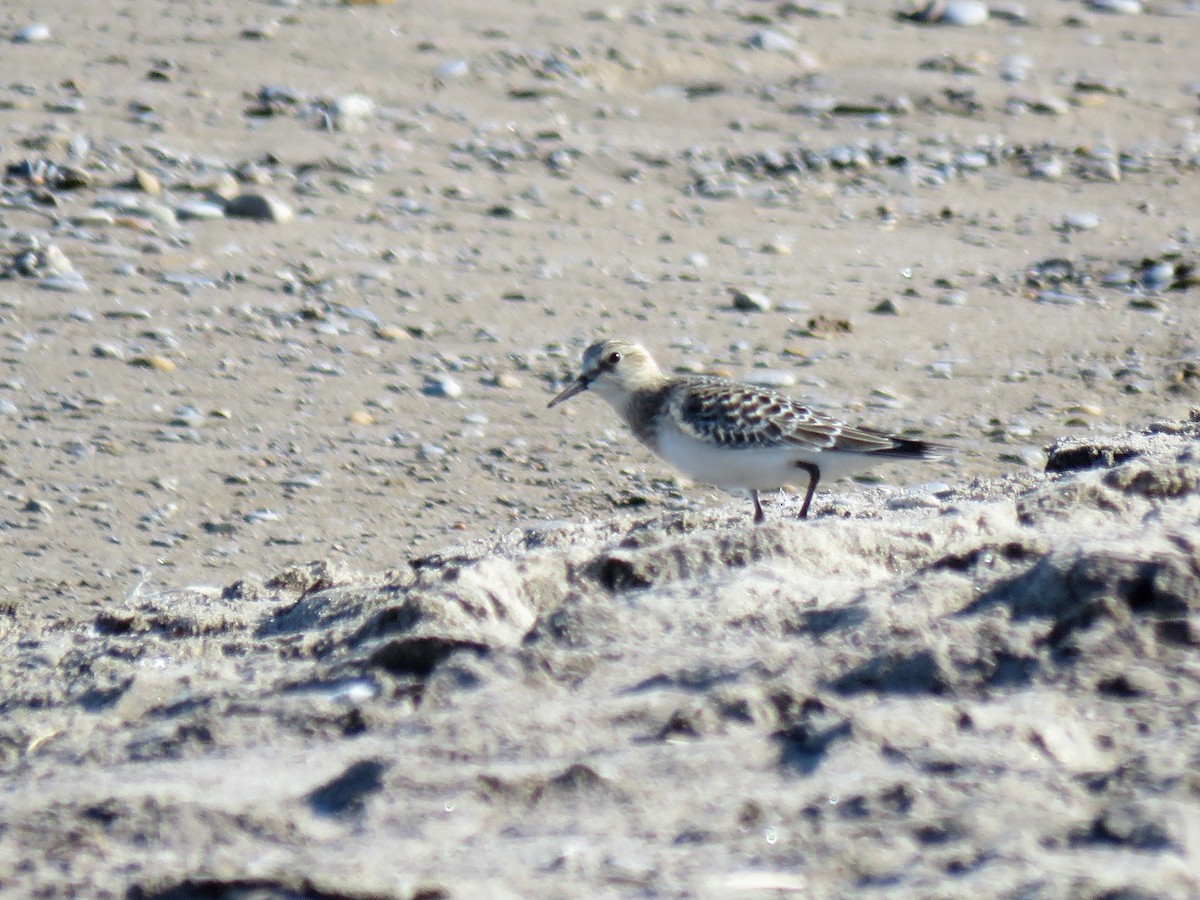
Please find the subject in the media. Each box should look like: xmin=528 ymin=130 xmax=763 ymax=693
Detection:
xmin=607 ymin=351 xmax=622 ymax=365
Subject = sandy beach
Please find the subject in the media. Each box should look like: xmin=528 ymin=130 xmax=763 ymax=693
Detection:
xmin=2 ymin=0 xmax=1200 ymax=895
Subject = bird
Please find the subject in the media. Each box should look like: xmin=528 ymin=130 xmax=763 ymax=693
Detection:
xmin=547 ymin=338 xmax=947 ymax=523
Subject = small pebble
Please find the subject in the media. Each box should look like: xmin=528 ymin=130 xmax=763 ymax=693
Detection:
xmin=40 ymin=273 xmax=89 ymax=293
xmin=902 ymin=0 xmax=988 ymax=26
xmin=225 ymin=193 xmax=294 ymax=223
xmin=1029 ymin=156 xmax=1064 ymax=180
xmin=729 ymin=288 xmax=772 ymax=312
xmin=93 ymin=343 xmax=124 ymax=361
xmin=1140 ymin=262 xmax=1174 ymax=290
xmin=1086 ymin=0 xmax=1141 ymax=12
xmin=424 ymin=376 xmax=463 ymax=399
xmin=999 ymin=57 xmax=1031 ymax=83
xmin=130 ymin=355 xmax=177 ymax=372
xmin=13 ymin=24 xmax=51 ymax=44
xmin=1036 ymin=291 xmax=1086 ymax=306
xmin=41 ymin=245 xmax=75 ymax=275
xmin=348 ymin=410 xmax=376 ymax=426
xmin=169 ymin=406 xmax=204 ymax=427
xmin=1017 ymin=446 xmax=1047 ymax=468
xmin=746 ymin=30 xmax=797 ymax=52
xmin=938 ymin=0 xmax=988 ymax=25
xmin=1129 ymin=297 xmax=1167 ymax=311
xmin=176 ymin=201 xmax=226 ymax=221
xmin=374 ymin=324 xmax=410 ymax=342
xmin=331 ymin=94 xmax=375 ymax=131
xmin=73 ymin=209 xmax=116 ymax=227
xmin=23 ymin=498 xmax=53 ymax=515
xmin=104 ymin=308 xmax=152 ymax=320
xmin=436 ymin=60 xmax=470 ymax=79
xmin=1063 ymin=212 xmax=1100 ymax=231
xmin=956 ymin=151 xmax=990 ymax=170
xmin=133 ymin=168 xmax=162 ymax=195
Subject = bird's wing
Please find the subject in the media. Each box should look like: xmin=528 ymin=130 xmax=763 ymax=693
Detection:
xmin=672 ymin=379 xmax=900 ymax=453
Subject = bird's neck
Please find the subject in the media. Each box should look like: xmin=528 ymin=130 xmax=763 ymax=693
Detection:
xmin=610 ymin=385 xmax=671 ymax=450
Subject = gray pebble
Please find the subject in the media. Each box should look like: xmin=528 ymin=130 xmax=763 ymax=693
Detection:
xmin=729 ymin=288 xmax=772 ymax=312
xmin=1029 ymin=156 xmax=1064 ymax=180
xmin=1063 ymin=212 xmax=1100 ymax=231
xmin=1017 ymin=446 xmax=1047 ymax=468
xmin=225 ymin=193 xmax=294 ymax=223
xmin=999 ymin=55 xmax=1032 ymax=83
xmin=72 ymin=209 xmax=115 ymax=227
xmin=308 ymin=362 xmax=344 ymax=376
xmin=104 ymin=307 xmax=152 ymax=320
xmin=1086 ymin=0 xmax=1141 ymax=12
xmin=41 ymin=245 xmax=75 ymax=275
xmin=1141 ymin=262 xmax=1175 ymax=290
xmin=989 ymin=3 xmax=1030 ymax=23
xmin=939 ymin=0 xmax=989 ymax=24
xmin=0 ymin=398 xmax=19 ymax=417
xmin=746 ymin=29 xmax=797 ymax=52
xmin=13 ymin=24 xmax=50 ymax=43
xmin=903 ymin=0 xmax=989 ymax=26
xmin=92 ymin=343 xmax=124 ymax=360
xmin=1036 ymin=290 xmax=1087 ymax=306
xmin=40 ymin=273 xmax=89 ymax=293
xmin=331 ymin=94 xmax=375 ymax=131
xmin=169 ymin=406 xmax=204 ymax=427
xmin=436 ymin=60 xmax=470 ymax=79
xmin=176 ymin=201 xmax=226 ymax=221
xmin=162 ymin=273 xmax=218 ymax=290
xmin=788 ymin=1 xmax=846 ymax=16
xmin=424 ymin=375 xmax=463 ymax=399
xmin=1029 ymin=95 xmax=1069 ymax=116
xmin=136 ymin=201 xmax=178 ymax=229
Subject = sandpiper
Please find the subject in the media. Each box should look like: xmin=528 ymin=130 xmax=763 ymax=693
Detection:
xmin=548 ymin=339 xmax=947 ymax=523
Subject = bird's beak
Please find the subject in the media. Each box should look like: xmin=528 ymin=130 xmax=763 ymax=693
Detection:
xmin=547 ymin=375 xmax=590 ymax=408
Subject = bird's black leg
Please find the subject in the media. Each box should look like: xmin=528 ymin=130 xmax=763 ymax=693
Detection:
xmin=796 ymin=463 xmax=820 ymax=519
xmin=751 ymin=489 xmax=765 ymax=524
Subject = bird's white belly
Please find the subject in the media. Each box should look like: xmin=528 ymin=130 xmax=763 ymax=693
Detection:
xmin=655 ymin=428 xmax=875 ymax=491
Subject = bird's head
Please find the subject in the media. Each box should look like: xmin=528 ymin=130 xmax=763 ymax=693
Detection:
xmin=547 ymin=339 xmax=663 ymax=408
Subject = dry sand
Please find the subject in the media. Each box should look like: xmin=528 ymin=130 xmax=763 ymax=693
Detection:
xmin=2 ymin=0 xmax=1200 ymax=896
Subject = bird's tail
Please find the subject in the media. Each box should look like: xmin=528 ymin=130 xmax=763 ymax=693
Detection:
xmin=880 ymin=437 xmax=949 ymax=460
